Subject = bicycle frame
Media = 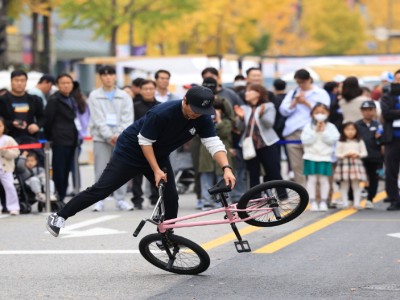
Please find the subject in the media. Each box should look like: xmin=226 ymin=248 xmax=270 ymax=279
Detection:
xmin=157 ymin=202 xmax=273 ymax=233
xmin=142 ymin=182 xmax=275 ymax=234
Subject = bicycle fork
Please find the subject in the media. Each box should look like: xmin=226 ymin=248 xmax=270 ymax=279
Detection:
xmin=218 ymin=192 xmax=251 ymax=253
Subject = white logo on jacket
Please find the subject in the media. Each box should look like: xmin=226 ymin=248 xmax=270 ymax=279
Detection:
xmin=189 ymin=127 xmax=196 ymax=135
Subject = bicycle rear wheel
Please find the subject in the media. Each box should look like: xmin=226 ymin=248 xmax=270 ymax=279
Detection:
xmin=237 ymin=180 xmax=309 ymax=227
xmin=139 ymin=233 xmax=210 ymax=275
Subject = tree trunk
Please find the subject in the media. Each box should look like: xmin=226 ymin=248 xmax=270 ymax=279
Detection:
xmin=110 ymin=25 xmax=118 ymax=56
xmin=31 ymin=12 xmax=38 ymax=70
xmin=110 ymin=0 xmax=117 ymax=56
xmin=42 ymin=11 xmax=51 ymax=73
xmin=0 ymin=0 xmax=8 ymax=69
xmin=128 ymin=15 xmax=134 ymax=56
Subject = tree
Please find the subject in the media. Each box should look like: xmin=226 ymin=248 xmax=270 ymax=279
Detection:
xmin=300 ymin=0 xmax=365 ymax=55
xmin=59 ymin=0 xmax=196 ymax=56
xmin=9 ymin=0 xmax=61 ymax=71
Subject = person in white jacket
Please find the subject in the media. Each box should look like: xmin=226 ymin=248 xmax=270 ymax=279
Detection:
xmin=301 ymin=103 xmax=340 ymax=211
xmin=88 ymin=66 xmax=134 ymax=211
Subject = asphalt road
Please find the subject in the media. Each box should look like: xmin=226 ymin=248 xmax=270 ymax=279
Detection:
xmin=1 ymin=165 xmax=400 ymax=300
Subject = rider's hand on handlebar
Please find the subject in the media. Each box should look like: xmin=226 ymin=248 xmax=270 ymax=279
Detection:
xmin=155 ymin=168 xmax=167 ymax=187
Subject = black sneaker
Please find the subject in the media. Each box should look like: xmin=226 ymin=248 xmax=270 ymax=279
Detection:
xmin=387 ymin=202 xmax=400 ymax=211
xmin=46 ymin=213 xmax=65 ymax=237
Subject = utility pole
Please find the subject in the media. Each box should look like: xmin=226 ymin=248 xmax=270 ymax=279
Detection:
xmin=0 ymin=0 xmax=8 ymax=69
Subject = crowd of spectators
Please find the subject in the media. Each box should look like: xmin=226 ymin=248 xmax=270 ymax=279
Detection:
xmin=1 ymin=65 xmax=400 ymax=215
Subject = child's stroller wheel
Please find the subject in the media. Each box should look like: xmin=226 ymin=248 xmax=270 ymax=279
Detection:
xmin=37 ymin=202 xmax=44 ymax=212
xmin=19 ymin=202 xmax=32 ymax=214
xmin=51 ymin=201 xmax=64 ymax=212
xmin=176 ymin=183 xmax=188 ymax=195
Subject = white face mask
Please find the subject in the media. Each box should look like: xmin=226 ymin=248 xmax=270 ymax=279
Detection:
xmin=314 ymin=113 xmax=327 ymax=122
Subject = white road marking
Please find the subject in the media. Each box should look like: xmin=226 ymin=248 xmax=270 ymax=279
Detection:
xmin=0 ymin=250 xmax=140 ymax=255
xmin=0 ymin=215 xmax=9 ymax=219
xmin=63 ymin=215 xmax=121 ymax=230
xmin=387 ymin=233 xmax=400 ymax=239
xmin=61 ymin=227 xmax=127 ymax=238
xmin=44 ymin=215 xmax=128 ymax=238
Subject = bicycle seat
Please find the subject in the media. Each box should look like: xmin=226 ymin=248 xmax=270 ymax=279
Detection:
xmin=208 ymin=179 xmax=232 ymax=195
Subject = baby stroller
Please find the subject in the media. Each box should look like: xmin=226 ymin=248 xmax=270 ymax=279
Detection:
xmin=14 ymin=171 xmax=65 ymax=213
xmin=170 ymin=145 xmax=195 ymax=195
xmin=14 ymin=142 xmax=65 ymax=213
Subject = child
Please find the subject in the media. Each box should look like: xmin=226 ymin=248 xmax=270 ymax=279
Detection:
xmin=355 ymin=100 xmax=383 ymax=209
xmin=335 ymin=122 xmax=368 ymax=209
xmin=16 ymin=151 xmax=57 ymax=202
xmin=301 ymin=103 xmax=340 ymax=211
xmin=0 ymin=117 xmax=20 ymax=215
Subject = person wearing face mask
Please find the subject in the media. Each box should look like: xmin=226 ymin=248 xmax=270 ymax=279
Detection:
xmin=234 ymin=83 xmax=282 ymax=188
xmin=301 ymin=103 xmax=340 ymax=211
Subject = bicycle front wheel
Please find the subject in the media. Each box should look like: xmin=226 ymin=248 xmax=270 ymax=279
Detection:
xmin=237 ymin=180 xmax=309 ymax=227
xmin=139 ymin=233 xmax=210 ymax=275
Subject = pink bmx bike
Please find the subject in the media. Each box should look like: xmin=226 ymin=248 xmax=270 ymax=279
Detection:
xmin=133 ymin=179 xmax=309 ymax=275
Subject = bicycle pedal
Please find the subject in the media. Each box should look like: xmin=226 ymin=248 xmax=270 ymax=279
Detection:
xmin=234 ymin=240 xmax=251 ymax=253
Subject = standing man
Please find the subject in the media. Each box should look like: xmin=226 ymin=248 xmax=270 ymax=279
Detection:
xmin=28 ymin=74 xmax=55 ymax=107
xmin=131 ymin=79 xmax=161 ymax=209
xmin=154 ymin=70 xmax=179 ymax=103
xmin=46 ymin=86 xmax=236 ymax=237
xmin=381 ymin=78 xmax=400 ymax=211
xmin=0 ymin=70 xmax=44 ymax=143
xmin=279 ymin=69 xmax=330 ymax=186
xmin=88 ymin=65 xmax=134 ymax=211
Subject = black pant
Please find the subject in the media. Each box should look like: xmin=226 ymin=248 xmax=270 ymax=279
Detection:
xmin=363 ymin=160 xmax=381 ymax=201
xmin=384 ymin=140 xmax=400 ymax=203
xmin=131 ymin=174 xmax=159 ymax=206
xmin=57 ymin=155 xmax=178 ymax=220
xmin=246 ymin=144 xmax=282 ymax=188
xmin=52 ymin=145 xmax=75 ymax=202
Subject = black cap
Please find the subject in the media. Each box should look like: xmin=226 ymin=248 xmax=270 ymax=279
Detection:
xmin=39 ymin=74 xmax=55 ymax=85
xmin=202 ymin=77 xmax=218 ymax=94
xmin=360 ymin=100 xmax=376 ymax=109
xmin=185 ymin=86 xmax=215 ymax=115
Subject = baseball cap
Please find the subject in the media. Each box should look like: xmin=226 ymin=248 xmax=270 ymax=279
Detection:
xmin=202 ymin=77 xmax=218 ymax=94
xmin=360 ymin=100 xmax=376 ymax=109
xmin=39 ymin=74 xmax=55 ymax=85
xmin=185 ymin=86 xmax=215 ymax=115
xmin=380 ymin=71 xmax=394 ymax=82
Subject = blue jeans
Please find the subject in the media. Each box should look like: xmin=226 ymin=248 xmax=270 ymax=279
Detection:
xmin=200 ymin=172 xmax=217 ymax=204
xmin=230 ymin=148 xmax=247 ymax=203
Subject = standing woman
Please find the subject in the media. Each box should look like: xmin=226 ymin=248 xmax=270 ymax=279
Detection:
xmin=44 ymin=74 xmax=78 ymax=202
xmin=339 ymin=76 xmax=369 ymax=123
xmin=234 ymin=83 xmax=282 ymax=188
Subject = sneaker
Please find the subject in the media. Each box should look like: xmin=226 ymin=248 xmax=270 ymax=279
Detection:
xmin=310 ymin=201 xmax=319 ymax=211
xmin=46 ymin=213 xmax=65 ymax=237
xmin=50 ymin=194 xmax=58 ymax=201
xmin=365 ymin=200 xmax=374 ymax=209
xmin=361 ymin=189 xmax=368 ymax=198
xmin=134 ymin=203 xmax=143 ymax=210
xmin=92 ymin=201 xmax=104 ymax=212
xmin=387 ymin=202 xmax=400 ymax=211
xmin=196 ymin=199 xmax=203 ymax=210
xmin=202 ymin=202 xmax=213 ymax=211
xmin=9 ymin=210 xmax=20 ymax=216
xmin=35 ymin=193 xmax=46 ymax=203
xmin=319 ymin=202 xmax=328 ymax=211
xmin=116 ymin=200 xmax=134 ymax=211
